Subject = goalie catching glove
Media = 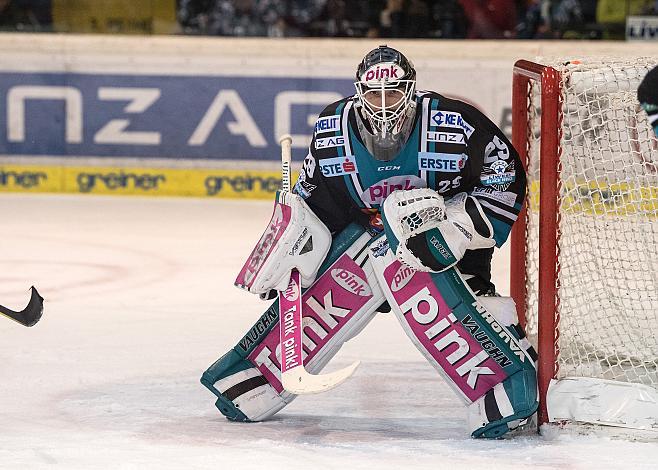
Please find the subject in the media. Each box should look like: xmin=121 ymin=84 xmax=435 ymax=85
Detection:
xmin=382 ymin=189 xmax=495 ymax=272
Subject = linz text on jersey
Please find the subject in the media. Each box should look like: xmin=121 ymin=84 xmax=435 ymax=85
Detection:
xmin=426 ymin=131 xmax=466 ymax=144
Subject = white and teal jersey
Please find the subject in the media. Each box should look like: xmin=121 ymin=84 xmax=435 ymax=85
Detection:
xmin=293 ymin=91 xmax=526 ymax=249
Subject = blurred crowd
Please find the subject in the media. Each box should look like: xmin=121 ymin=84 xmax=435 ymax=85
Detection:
xmin=0 ymin=0 xmax=51 ymax=31
xmin=176 ymin=0 xmax=658 ymax=39
xmin=1 ymin=0 xmax=658 ymax=39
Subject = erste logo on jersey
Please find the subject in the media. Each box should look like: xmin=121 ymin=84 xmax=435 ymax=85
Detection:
xmin=319 ymin=155 xmax=358 ymax=177
xmin=418 ymin=152 xmax=468 ymax=173
xmin=315 ymin=115 xmax=341 ymax=134
xmin=315 ymin=136 xmax=345 ymax=149
xmin=360 ymin=62 xmax=405 ymax=84
xmin=360 ymin=175 xmax=425 ymax=205
xmin=430 ymin=111 xmax=474 ymax=138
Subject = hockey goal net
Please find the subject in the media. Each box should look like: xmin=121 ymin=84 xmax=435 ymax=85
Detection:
xmin=511 ymin=58 xmax=658 ymax=430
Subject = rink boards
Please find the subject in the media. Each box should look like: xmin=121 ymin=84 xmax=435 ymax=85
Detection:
xmin=0 ymin=34 xmax=655 ymax=200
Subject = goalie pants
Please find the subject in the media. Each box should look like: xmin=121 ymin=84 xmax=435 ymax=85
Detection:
xmin=458 ymin=247 xmax=496 ymax=295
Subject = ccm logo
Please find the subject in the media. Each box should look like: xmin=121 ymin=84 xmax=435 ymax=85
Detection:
xmin=377 ymin=165 xmax=401 ymax=171
xmin=331 ymin=268 xmax=371 ymax=296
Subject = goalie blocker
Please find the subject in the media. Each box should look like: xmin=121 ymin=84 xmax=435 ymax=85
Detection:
xmin=202 ymin=191 xmax=538 ymax=438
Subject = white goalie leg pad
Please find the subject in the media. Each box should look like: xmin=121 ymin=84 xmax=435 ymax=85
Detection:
xmin=213 ymin=366 xmax=287 ymax=422
xmin=241 ymin=231 xmax=387 ymax=419
xmin=209 ymin=287 xmax=385 ymax=423
xmin=280 ymin=235 xmax=385 ymax=398
xmin=468 ymin=295 xmax=537 ymax=437
xmin=368 ymin=239 xmax=537 ymax=438
xmin=477 ymin=295 xmax=536 ymax=362
xmin=468 ymin=381 xmax=517 ymax=435
xmin=235 ymin=191 xmax=332 ymax=294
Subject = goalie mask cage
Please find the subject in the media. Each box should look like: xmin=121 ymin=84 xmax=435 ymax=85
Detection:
xmin=511 ymin=58 xmax=658 ymax=431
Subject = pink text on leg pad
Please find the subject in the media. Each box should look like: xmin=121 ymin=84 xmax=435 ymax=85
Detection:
xmin=383 ymin=260 xmax=507 ymax=402
xmin=248 ymin=254 xmax=374 ymax=393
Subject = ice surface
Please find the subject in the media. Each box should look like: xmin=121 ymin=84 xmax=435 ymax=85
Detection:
xmin=1 ymin=194 xmax=656 ymax=469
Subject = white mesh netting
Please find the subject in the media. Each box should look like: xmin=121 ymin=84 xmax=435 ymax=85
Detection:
xmin=397 ymin=190 xmax=445 ymax=236
xmin=523 ymin=58 xmax=658 ymax=387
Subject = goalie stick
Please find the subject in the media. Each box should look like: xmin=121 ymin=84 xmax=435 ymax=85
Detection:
xmin=0 ymin=286 xmax=44 ymax=327
xmin=277 ymin=134 xmax=360 ymax=394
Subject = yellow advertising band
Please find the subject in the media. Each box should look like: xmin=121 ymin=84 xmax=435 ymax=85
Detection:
xmin=1 ymin=165 xmax=656 ymax=217
xmin=0 ymin=165 xmax=294 ymax=199
xmin=527 ymin=180 xmax=658 ymax=217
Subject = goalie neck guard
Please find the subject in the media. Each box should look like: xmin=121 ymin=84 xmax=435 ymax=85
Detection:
xmin=354 ymin=45 xmax=417 ymax=161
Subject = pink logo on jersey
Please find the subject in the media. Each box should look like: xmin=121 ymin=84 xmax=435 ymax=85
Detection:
xmin=361 ymin=175 xmax=425 ymax=205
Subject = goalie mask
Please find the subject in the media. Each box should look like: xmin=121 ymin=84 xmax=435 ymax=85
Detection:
xmin=354 ymin=45 xmax=417 ymax=161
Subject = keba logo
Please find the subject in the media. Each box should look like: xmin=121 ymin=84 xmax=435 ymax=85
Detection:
xmin=390 ymin=263 xmax=415 ymax=292
xmin=330 ymin=268 xmax=371 ymax=296
xmin=362 ymin=62 xmax=404 ymax=84
xmin=361 ymin=175 xmax=425 ymax=205
xmin=282 ymin=275 xmax=299 ymax=302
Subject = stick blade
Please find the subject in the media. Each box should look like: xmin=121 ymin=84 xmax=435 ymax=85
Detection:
xmin=281 ymin=360 xmax=360 ymax=395
xmin=0 ymin=286 xmax=44 ymax=327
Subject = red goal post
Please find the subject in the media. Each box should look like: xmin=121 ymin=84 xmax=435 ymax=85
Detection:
xmin=510 ymin=60 xmax=561 ymax=426
xmin=510 ymin=58 xmax=658 ymax=430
